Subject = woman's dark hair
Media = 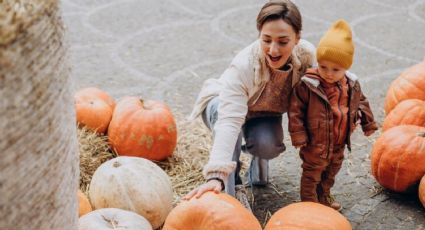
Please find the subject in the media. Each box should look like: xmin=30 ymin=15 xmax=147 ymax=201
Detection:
xmin=256 ymin=0 xmax=302 ymax=34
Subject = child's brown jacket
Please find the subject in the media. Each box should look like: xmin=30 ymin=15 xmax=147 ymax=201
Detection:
xmin=288 ymin=69 xmax=378 ymax=158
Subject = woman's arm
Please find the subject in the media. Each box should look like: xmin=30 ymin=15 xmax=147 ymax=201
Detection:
xmin=184 ymin=65 xmax=250 ymax=199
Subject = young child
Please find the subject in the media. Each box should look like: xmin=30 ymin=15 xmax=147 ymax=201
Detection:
xmin=288 ymin=19 xmax=378 ymax=211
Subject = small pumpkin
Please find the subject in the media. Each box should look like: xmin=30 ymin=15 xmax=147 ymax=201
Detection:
xmin=419 ymin=176 xmax=425 ymax=208
xmin=79 ymin=208 xmax=152 ymax=230
xmin=162 ymin=192 xmax=262 ymax=230
xmin=371 ymin=125 xmax=425 ymax=192
xmin=75 ymin=87 xmax=116 ymax=134
xmin=264 ymin=202 xmax=352 ymax=230
xmin=108 ymin=96 xmax=177 ymax=161
xmin=383 ymin=99 xmax=425 ymax=131
xmin=384 ymin=61 xmax=425 ymax=114
xmin=89 ymin=157 xmax=173 ymax=229
xmin=78 ymin=190 xmax=92 ymax=217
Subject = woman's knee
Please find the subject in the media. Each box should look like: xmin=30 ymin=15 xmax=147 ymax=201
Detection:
xmin=245 ymin=136 xmax=285 ymax=159
xmin=202 ymin=97 xmax=219 ymax=130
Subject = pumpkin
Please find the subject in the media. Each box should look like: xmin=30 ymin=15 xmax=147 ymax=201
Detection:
xmin=264 ymin=202 xmax=352 ymax=230
xmin=419 ymin=176 xmax=425 ymax=208
xmin=89 ymin=157 xmax=173 ymax=229
xmin=383 ymin=99 xmax=425 ymax=131
xmin=108 ymin=96 xmax=177 ymax=161
xmin=78 ymin=190 xmax=92 ymax=217
xmin=162 ymin=192 xmax=262 ymax=230
xmin=75 ymin=87 xmax=116 ymax=134
xmin=79 ymin=208 xmax=152 ymax=230
xmin=384 ymin=61 xmax=425 ymax=114
xmin=371 ymin=125 xmax=425 ymax=192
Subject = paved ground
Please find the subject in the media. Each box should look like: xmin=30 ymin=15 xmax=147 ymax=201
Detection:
xmin=61 ymin=0 xmax=425 ymax=228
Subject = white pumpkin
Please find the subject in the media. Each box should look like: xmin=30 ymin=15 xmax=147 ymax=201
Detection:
xmin=79 ymin=208 xmax=152 ymax=230
xmin=89 ymin=157 xmax=173 ymax=229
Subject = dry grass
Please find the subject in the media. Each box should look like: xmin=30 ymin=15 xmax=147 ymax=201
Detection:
xmin=78 ymin=127 xmax=116 ymax=192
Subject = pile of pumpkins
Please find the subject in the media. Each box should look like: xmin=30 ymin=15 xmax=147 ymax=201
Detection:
xmin=75 ymin=88 xmax=354 ymax=229
xmin=370 ymin=61 xmax=425 ymax=207
xmin=75 ymin=88 xmax=179 ymax=229
xmin=74 ymin=87 xmax=178 ymax=161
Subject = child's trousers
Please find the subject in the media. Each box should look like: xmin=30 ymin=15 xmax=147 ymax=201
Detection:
xmin=299 ymin=144 xmax=345 ymax=203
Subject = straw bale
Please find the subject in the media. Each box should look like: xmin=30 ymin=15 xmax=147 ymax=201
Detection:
xmin=0 ymin=0 xmax=78 ymax=229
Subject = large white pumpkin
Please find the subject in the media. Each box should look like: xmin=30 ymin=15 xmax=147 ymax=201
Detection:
xmin=89 ymin=157 xmax=173 ymax=229
xmin=79 ymin=208 xmax=152 ymax=230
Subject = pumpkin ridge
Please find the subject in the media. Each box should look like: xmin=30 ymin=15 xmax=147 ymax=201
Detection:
xmin=393 ymin=147 xmax=403 ymax=191
xmin=117 ymin=166 xmax=138 ymax=212
xmin=375 ymin=143 xmax=385 ymax=184
xmin=399 ymin=76 xmax=423 ymax=94
xmin=394 ymin=134 xmax=415 ymax=191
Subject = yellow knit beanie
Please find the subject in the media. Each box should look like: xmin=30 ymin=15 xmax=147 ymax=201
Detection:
xmin=316 ymin=19 xmax=354 ymax=69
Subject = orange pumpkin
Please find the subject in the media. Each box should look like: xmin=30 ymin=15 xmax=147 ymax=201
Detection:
xmin=108 ymin=97 xmax=177 ymax=161
xmin=383 ymin=99 xmax=425 ymax=131
xmin=419 ymin=176 xmax=425 ymax=208
xmin=384 ymin=61 xmax=425 ymax=114
xmin=264 ymin=202 xmax=352 ymax=230
xmin=75 ymin=87 xmax=116 ymax=134
xmin=371 ymin=125 xmax=425 ymax=192
xmin=75 ymin=87 xmax=115 ymax=108
xmin=162 ymin=192 xmax=262 ymax=230
xmin=78 ymin=190 xmax=92 ymax=217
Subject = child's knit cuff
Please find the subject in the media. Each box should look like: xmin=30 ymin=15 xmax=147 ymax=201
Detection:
xmin=290 ymin=131 xmax=308 ymax=146
xmin=362 ymin=122 xmax=378 ymax=133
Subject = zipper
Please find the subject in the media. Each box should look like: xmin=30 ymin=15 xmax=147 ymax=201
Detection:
xmin=325 ymin=103 xmax=331 ymax=158
xmin=335 ymin=82 xmax=343 ymax=144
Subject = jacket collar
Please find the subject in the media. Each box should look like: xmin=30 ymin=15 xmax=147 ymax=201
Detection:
xmin=301 ymin=70 xmax=358 ymax=89
xmin=301 ymin=69 xmax=359 ymax=104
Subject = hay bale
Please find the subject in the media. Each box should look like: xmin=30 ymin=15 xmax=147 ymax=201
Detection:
xmin=0 ymin=0 xmax=78 ymax=229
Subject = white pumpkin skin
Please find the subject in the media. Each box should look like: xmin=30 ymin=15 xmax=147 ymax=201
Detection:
xmin=79 ymin=208 xmax=152 ymax=230
xmin=89 ymin=157 xmax=173 ymax=229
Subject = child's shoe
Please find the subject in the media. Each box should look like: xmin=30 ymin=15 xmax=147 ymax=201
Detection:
xmin=319 ymin=194 xmax=343 ymax=211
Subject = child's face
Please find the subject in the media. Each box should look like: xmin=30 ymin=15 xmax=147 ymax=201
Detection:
xmin=259 ymin=19 xmax=300 ymax=70
xmin=317 ymin=60 xmax=347 ymax=83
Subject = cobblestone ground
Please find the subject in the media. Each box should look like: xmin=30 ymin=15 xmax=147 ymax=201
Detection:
xmin=62 ymin=0 xmax=425 ymax=229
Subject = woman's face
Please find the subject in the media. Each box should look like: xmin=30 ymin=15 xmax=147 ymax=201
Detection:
xmin=260 ymin=19 xmax=300 ymax=70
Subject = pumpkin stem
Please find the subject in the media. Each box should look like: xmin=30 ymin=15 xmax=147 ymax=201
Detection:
xmin=101 ymin=215 xmax=119 ymax=228
xmin=419 ymin=132 xmax=425 ymax=137
xmin=113 ymin=161 xmax=121 ymax=168
xmin=140 ymin=99 xmax=151 ymax=110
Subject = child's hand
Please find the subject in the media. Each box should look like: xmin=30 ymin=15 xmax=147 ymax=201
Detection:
xmin=364 ymin=130 xmax=375 ymax=137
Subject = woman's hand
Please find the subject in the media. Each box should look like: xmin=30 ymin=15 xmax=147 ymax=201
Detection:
xmin=182 ymin=179 xmax=223 ymax=200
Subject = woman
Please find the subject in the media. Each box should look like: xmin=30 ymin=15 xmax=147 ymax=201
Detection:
xmin=184 ymin=0 xmax=315 ymax=201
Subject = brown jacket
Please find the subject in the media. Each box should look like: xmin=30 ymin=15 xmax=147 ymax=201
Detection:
xmin=288 ymin=70 xmax=378 ymax=156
